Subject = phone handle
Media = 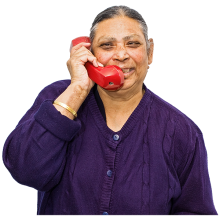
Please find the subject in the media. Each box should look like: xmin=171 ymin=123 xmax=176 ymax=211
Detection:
xmin=71 ymin=37 xmax=124 ymax=90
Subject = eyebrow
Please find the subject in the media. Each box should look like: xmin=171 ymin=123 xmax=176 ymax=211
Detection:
xmin=97 ymin=34 xmax=141 ymax=43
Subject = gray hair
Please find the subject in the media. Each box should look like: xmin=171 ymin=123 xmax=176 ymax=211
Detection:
xmin=90 ymin=5 xmax=150 ymax=52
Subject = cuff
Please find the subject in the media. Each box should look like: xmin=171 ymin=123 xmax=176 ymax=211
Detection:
xmin=34 ymin=100 xmax=81 ymax=141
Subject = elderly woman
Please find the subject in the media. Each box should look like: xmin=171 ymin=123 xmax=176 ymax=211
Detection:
xmin=3 ymin=6 xmax=217 ymax=215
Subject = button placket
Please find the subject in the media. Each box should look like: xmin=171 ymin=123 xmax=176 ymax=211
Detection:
xmin=100 ymin=135 xmax=120 ymax=215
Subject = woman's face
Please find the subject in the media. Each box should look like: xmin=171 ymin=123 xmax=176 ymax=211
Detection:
xmin=92 ymin=16 xmax=153 ymax=92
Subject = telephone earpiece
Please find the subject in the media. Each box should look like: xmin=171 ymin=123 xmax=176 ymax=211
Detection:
xmin=70 ymin=36 xmax=124 ymax=90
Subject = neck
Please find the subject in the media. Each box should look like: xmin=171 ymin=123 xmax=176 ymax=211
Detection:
xmin=97 ymin=84 xmax=144 ymax=131
xmin=98 ymin=84 xmax=144 ymax=105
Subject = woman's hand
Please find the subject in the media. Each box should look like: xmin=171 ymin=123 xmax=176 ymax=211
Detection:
xmin=53 ymin=43 xmax=103 ymax=120
xmin=66 ymin=42 xmax=102 ymax=91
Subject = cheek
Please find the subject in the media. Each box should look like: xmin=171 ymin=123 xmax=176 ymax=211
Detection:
xmin=131 ymin=52 xmax=148 ymax=68
xmin=95 ymin=52 xmax=112 ymax=65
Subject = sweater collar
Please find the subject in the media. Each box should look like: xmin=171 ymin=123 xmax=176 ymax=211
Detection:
xmin=88 ymin=84 xmax=153 ymax=141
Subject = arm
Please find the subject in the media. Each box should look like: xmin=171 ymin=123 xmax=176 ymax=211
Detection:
xmin=170 ymin=121 xmax=217 ymax=215
xmin=3 ymin=42 xmax=103 ymax=191
xmin=2 ymin=81 xmax=82 ymax=191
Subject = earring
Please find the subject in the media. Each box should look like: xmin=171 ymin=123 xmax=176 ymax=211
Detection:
xmin=147 ymin=66 xmax=150 ymax=69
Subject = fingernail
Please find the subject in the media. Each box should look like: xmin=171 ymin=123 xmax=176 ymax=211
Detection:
xmin=98 ymin=62 xmax=104 ymax=67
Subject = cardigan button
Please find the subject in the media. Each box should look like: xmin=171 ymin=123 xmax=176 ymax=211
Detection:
xmin=103 ymin=212 xmax=108 ymax=215
xmin=107 ymin=170 xmax=112 ymax=177
xmin=113 ymin=134 xmax=119 ymax=141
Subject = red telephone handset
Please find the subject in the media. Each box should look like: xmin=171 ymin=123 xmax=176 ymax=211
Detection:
xmin=70 ymin=36 xmax=124 ymax=90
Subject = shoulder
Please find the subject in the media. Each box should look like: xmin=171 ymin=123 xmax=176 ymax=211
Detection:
xmin=147 ymin=89 xmax=203 ymax=156
xmin=149 ymin=89 xmax=202 ymax=135
xmin=37 ymin=79 xmax=71 ymax=99
xmin=16 ymin=80 xmax=71 ymax=124
xmin=32 ymin=79 xmax=71 ymax=107
xmin=147 ymin=89 xmax=206 ymax=175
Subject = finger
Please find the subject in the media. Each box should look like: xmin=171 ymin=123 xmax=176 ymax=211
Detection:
xmin=73 ymin=45 xmax=94 ymax=57
xmin=85 ymin=56 xmax=99 ymax=67
xmin=97 ymin=62 xmax=104 ymax=67
xmin=76 ymin=54 xmax=99 ymax=67
xmin=76 ymin=50 xmax=103 ymax=67
xmin=69 ymin=47 xmax=101 ymax=68
xmin=70 ymin=42 xmax=91 ymax=55
xmin=70 ymin=43 xmax=91 ymax=56
xmin=70 ymin=46 xmax=93 ymax=61
xmin=70 ymin=41 xmax=90 ymax=51
xmin=70 ymin=50 xmax=94 ymax=65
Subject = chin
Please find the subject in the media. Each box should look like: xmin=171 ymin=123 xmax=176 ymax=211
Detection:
xmin=118 ymin=80 xmax=136 ymax=91
xmin=119 ymin=77 xmax=144 ymax=92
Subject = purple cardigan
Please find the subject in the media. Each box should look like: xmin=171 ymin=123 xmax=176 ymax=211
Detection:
xmin=3 ymin=80 xmax=217 ymax=215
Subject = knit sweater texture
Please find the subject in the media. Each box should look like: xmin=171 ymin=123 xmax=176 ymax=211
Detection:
xmin=3 ymin=80 xmax=217 ymax=215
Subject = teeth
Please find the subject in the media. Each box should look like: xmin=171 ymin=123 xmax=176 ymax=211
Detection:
xmin=122 ymin=68 xmax=131 ymax=73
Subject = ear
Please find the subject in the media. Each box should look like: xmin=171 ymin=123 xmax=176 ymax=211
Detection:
xmin=147 ymin=38 xmax=154 ymax=65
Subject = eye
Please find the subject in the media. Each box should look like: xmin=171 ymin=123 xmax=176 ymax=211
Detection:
xmin=100 ymin=42 xmax=113 ymax=50
xmin=127 ymin=41 xmax=141 ymax=48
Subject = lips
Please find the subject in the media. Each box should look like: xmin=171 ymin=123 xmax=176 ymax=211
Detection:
xmin=121 ymin=68 xmax=135 ymax=73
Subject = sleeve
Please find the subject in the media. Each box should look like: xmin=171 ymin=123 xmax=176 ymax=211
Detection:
xmin=2 ymin=81 xmax=81 ymax=192
xmin=170 ymin=119 xmax=218 ymax=215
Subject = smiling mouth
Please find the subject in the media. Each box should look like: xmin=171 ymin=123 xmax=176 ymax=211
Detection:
xmin=121 ymin=68 xmax=135 ymax=73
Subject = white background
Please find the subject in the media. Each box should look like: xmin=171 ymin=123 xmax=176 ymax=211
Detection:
xmin=0 ymin=0 xmax=219 ymax=219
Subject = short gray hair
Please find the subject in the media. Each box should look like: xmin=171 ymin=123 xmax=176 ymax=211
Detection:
xmin=90 ymin=5 xmax=150 ymax=52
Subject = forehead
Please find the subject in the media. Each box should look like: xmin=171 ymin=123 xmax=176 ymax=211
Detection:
xmin=94 ymin=16 xmax=144 ymax=40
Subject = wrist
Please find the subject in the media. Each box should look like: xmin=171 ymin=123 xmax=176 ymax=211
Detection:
xmin=70 ymin=79 xmax=92 ymax=93
xmin=53 ymin=104 xmax=75 ymax=120
xmin=53 ymin=82 xmax=91 ymax=120
xmin=68 ymin=82 xmax=91 ymax=99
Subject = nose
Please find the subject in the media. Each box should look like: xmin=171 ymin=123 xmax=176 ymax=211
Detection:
xmin=112 ymin=44 xmax=129 ymax=62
